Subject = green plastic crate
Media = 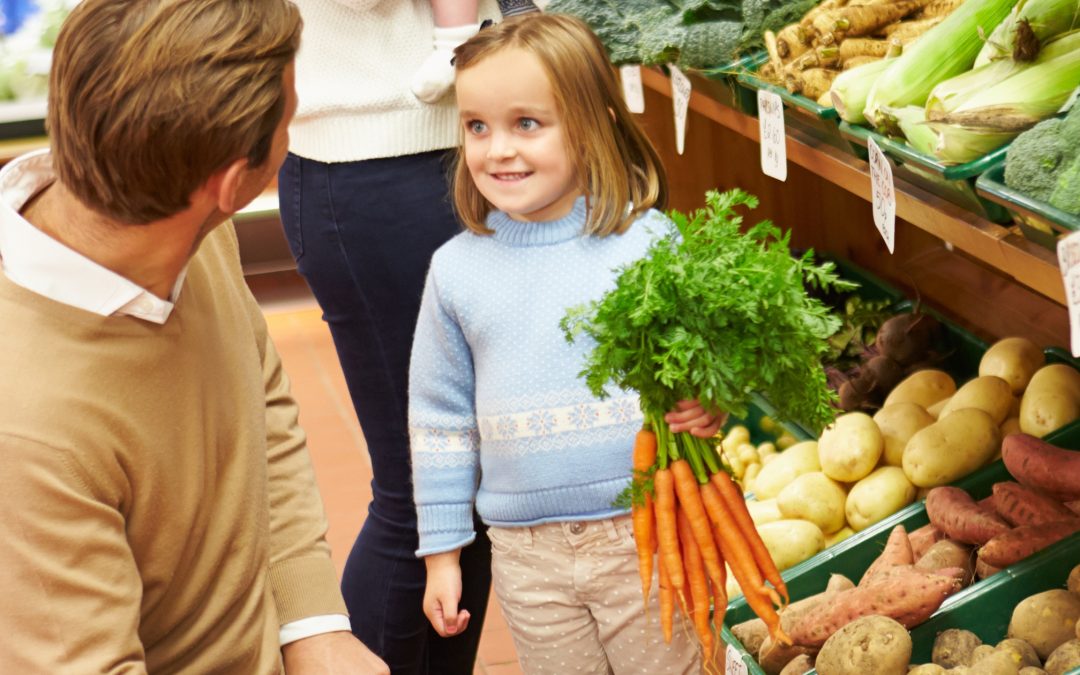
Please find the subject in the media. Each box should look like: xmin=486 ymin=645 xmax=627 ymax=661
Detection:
xmin=976 ymin=161 xmax=1080 ymax=252
xmin=839 ymin=121 xmax=1012 ymax=224
xmin=696 ymin=52 xmax=769 ymax=117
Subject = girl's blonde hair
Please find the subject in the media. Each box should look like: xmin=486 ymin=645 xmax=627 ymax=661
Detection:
xmin=451 ymin=13 xmax=668 ymax=236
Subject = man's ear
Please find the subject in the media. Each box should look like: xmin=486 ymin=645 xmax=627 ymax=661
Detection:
xmin=202 ymin=158 xmax=249 ymax=215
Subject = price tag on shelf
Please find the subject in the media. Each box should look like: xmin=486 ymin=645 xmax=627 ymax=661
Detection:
xmin=726 ymin=644 xmax=749 ymax=675
xmin=868 ymin=136 xmax=896 ymax=254
xmin=620 ymin=65 xmax=645 ymax=114
xmin=670 ymin=64 xmax=691 ymax=155
xmin=757 ymin=89 xmax=787 ymax=182
xmin=1057 ymin=230 xmax=1080 ymax=357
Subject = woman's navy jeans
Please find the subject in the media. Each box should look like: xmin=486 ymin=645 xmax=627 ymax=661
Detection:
xmin=278 ymin=149 xmax=492 ymax=674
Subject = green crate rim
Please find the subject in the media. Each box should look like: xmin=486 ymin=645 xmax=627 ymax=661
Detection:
xmin=975 ymin=160 xmax=1080 ymax=234
xmin=839 ymin=120 xmax=1009 ymax=181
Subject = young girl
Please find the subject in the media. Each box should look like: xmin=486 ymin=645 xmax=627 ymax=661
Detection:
xmin=409 ymin=13 xmax=720 ymax=674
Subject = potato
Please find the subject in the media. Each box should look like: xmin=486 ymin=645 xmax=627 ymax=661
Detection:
xmin=815 ymin=615 xmax=911 ymax=675
xmin=845 ymin=466 xmax=917 ymax=531
xmin=903 ymin=408 xmax=1002 ymax=487
xmin=1008 ymin=589 xmax=1080 ymax=660
xmin=758 ymin=441 xmax=778 ymax=458
xmin=915 ymin=540 xmax=975 ymax=583
xmin=778 ymin=654 xmax=815 ymax=675
xmin=744 ymin=461 xmax=762 ymax=485
xmin=874 ymin=403 xmax=935 ymax=467
xmin=938 ymin=375 xmax=1014 ymax=424
xmin=758 ymin=636 xmax=813 ymax=675
xmin=885 ymin=369 xmax=957 ymax=409
xmin=971 ymin=644 xmax=997 ymax=665
xmin=753 ymin=440 xmax=821 ymax=499
xmin=778 ymin=472 xmax=849 ymax=534
xmin=747 ymin=498 xmax=784 ymax=525
xmin=1068 ymin=563 xmax=1080 ymax=595
xmin=995 ymin=639 xmax=1041 ymax=670
xmin=970 ymin=649 xmax=1022 ymax=674
xmin=933 ymin=628 xmax=983 ymax=668
xmin=980 ymin=337 xmax=1046 ymax=395
xmin=777 ymin=432 xmax=799 ymax=449
xmin=723 ymin=424 xmax=751 ymax=452
xmin=909 ymin=665 xmax=948 ymax=675
xmin=825 ymin=526 xmax=855 ymax=548
xmin=1001 ymin=417 xmax=1022 ymax=437
xmin=927 ymin=396 xmax=952 ymax=419
xmin=756 ymin=519 xmax=826 ymax=572
xmin=739 ymin=442 xmax=761 ymax=467
xmin=1018 ymin=668 xmax=1049 ymax=675
xmin=818 ymin=412 xmax=884 ymax=482
xmin=1045 ymin=639 xmax=1080 ymax=675
xmin=1020 ymin=364 xmax=1080 ymax=438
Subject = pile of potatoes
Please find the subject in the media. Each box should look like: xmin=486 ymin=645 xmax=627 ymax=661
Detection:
xmin=719 ymin=419 xmax=800 ymax=494
xmin=804 ymin=563 xmax=1080 ymax=675
xmin=729 ymin=337 xmax=1080 ymax=599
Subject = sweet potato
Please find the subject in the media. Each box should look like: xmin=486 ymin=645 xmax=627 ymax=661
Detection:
xmin=1002 ymin=433 xmax=1080 ymax=502
xmin=926 ymin=486 xmax=1011 ymax=545
xmin=861 ymin=525 xmax=915 ymax=585
xmin=789 ymin=565 xmax=964 ymax=647
xmin=915 ymin=539 xmax=975 ymax=585
xmin=975 ymin=557 xmax=1002 ymax=580
xmin=734 ymin=573 xmax=855 ymax=656
xmin=910 ymin=523 xmax=947 ymax=559
xmin=978 ymin=519 xmax=1080 ymax=568
xmin=993 ymin=481 xmax=1075 ymax=526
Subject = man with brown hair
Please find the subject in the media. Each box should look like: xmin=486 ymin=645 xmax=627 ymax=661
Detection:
xmin=0 ymin=1 xmax=387 ymax=672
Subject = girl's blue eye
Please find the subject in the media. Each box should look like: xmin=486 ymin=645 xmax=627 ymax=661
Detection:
xmin=519 ymin=118 xmax=539 ymax=131
xmin=467 ymin=120 xmax=487 ymax=134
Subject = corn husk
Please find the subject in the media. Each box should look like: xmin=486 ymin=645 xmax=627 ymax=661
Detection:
xmin=935 ymin=30 xmax=1080 ymax=129
xmin=863 ymin=0 xmax=1016 ymax=126
xmin=830 ymin=57 xmax=897 ymax=123
xmin=974 ymin=0 xmax=1080 ymax=65
xmin=924 ymin=122 xmax=1019 ymax=163
xmin=883 ymin=105 xmax=940 ymax=156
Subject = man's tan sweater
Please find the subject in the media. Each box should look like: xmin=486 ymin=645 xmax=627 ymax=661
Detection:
xmin=0 ymin=223 xmax=346 ymax=673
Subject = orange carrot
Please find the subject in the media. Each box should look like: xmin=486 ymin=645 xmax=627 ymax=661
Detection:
xmin=670 ymin=459 xmax=727 ymax=592
xmin=632 ymin=428 xmax=658 ymax=608
xmin=711 ymin=471 xmax=790 ymax=607
xmin=658 ymin=554 xmax=675 ymax=643
xmin=653 ymin=467 xmax=685 ymax=591
xmin=678 ymin=505 xmax=715 ymax=657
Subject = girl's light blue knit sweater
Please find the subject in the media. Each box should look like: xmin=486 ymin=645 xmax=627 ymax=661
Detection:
xmin=409 ymin=198 xmax=672 ymax=556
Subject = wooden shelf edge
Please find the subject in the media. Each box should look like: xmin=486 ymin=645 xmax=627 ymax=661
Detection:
xmin=639 ymin=67 xmax=1065 ymax=305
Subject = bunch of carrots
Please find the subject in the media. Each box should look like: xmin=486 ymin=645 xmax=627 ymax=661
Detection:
xmin=632 ymin=414 xmax=793 ymax=673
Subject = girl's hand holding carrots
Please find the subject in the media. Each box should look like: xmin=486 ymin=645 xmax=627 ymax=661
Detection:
xmin=665 ymin=399 xmax=728 ymax=438
xmin=423 ymin=550 xmax=472 ymax=638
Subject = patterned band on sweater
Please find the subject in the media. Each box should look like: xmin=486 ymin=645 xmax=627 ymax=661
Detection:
xmin=497 ymin=0 xmax=539 ymax=16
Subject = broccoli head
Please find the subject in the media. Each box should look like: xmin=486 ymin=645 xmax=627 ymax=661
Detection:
xmin=1049 ymin=153 xmax=1080 ymax=215
xmin=1004 ymin=104 xmax=1080 ymax=214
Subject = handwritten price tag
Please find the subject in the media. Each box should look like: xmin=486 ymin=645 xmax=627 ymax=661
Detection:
xmin=757 ymin=90 xmax=787 ymax=182
xmin=726 ymin=644 xmax=749 ymax=675
xmin=620 ymin=65 xmax=645 ymax=114
xmin=868 ymin=137 xmax=896 ymax=254
xmin=670 ymin=64 xmax=691 ymax=155
xmin=1058 ymin=231 xmax=1080 ymax=356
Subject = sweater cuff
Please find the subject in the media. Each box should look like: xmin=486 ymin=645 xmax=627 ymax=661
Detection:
xmin=269 ymin=555 xmax=348 ymax=625
xmin=416 ymin=503 xmax=476 ymax=557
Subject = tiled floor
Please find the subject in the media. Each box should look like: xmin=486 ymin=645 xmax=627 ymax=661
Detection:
xmin=249 ymin=271 xmax=523 ymax=675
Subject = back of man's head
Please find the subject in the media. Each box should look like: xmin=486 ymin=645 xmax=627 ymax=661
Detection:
xmin=47 ymin=0 xmax=302 ymax=225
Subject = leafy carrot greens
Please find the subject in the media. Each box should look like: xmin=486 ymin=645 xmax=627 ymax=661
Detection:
xmin=561 ymin=189 xmax=854 ymax=461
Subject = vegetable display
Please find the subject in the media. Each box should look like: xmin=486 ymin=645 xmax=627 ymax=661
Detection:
xmin=1004 ymin=102 xmax=1080 ymax=216
xmin=562 ymin=189 xmax=852 ymax=669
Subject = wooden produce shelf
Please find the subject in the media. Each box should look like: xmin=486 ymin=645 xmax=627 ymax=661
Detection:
xmin=639 ymin=67 xmax=1065 ymax=306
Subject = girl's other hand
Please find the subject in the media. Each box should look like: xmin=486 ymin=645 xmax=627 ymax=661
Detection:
xmin=423 ymin=550 xmax=471 ymax=638
xmin=665 ymin=399 xmax=727 ymax=438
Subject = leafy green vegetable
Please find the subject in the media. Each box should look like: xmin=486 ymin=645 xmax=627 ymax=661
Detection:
xmin=561 ymin=189 xmax=854 ymax=435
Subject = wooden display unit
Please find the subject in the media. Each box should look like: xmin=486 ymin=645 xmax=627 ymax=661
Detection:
xmin=634 ymin=67 xmax=1069 ymax=349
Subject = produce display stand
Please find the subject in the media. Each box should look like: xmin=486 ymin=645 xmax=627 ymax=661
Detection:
xmin=637 ymin=66 xmax=1067 ymax=317
xmin=839 ymin=121 xmax=1012 ymax=224
xmin=719 ymin=420 xmax=1080 ymax=675
xmin=976 ymin=161 xmax=1080 ymax=252
xmin=691 ymin=52 xmax=768 ymax=118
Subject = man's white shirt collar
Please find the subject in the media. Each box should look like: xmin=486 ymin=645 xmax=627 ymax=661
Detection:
xmin=0 ymin=149 xmax=186 ymax=324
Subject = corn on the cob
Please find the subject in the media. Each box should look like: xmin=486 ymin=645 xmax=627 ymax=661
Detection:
xmin=975 ymin=0 xmax=1080 ymax=64
xmin=830 ymin=57 xmax=897 ymax=123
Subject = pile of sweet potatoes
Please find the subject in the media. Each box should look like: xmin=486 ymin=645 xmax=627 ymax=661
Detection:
xmin=921 ymin=433 xmax=1080 ymax=577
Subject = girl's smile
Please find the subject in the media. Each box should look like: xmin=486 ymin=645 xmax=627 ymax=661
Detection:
xmin=456 ymin=47 xmax=581 ymax=223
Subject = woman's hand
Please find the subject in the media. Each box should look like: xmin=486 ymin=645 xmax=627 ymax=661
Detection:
xmin=423 ymin=550 xmax=471 ymax=638
xmin=665 ymin=399 xmax=727 ymax=438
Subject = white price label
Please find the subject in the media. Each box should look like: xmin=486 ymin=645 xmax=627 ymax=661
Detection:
xmin=620 ymin=65 xmax=645 ymax=114
xmin=1059 ymin=231 xmax=1080 ymax=357
xmin=670 ymin=64 xmax=691 ymax=155
xmin=868 ymin=137 xmax=896 ymax=254
xmin=757 ymin=90 xmax=787 ymax=182
xmin=726 ymin=644 xmax=749 ymax=675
